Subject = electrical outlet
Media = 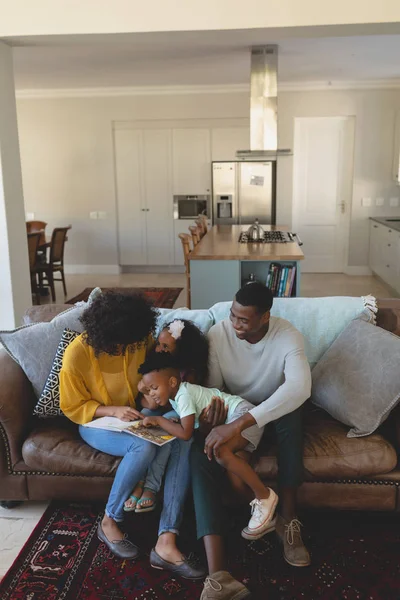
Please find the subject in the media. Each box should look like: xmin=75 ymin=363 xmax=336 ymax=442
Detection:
xmin=97 ymin=211 xmax=107 ymax=219
xmin=389 ymin=197 xmax=399 ymax=207
xmin=376 ymin=197 xmax=384 ymax=207
xmin=26 ymin=212 xmax=35 ymax=220
xmin=361 ymin=197 xmax=372 ymax=207
xmin=89 ymin=211 xmax=98 ymax=219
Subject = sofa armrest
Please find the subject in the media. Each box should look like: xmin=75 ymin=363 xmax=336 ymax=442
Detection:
xmin=0 ymin=349 xmax=37 ymax=468
xmin=392 ymin=405 xmax=400 ymax=451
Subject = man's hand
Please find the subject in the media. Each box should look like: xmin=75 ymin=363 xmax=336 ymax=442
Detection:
xmin=111 ymin=406 xmax=144 ymax=422
xmin=204 ymin=422 xmax=238 ymax=460
xmin=142 ymin=416 xmax=160 ymax=428
xmin=199 ymin=396 xmax=228 ymax=436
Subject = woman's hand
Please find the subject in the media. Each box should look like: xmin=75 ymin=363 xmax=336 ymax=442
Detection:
xmin=198 ymin=397 xmax=228 ymax=436
xmin=143 ymin=416 xmax=160 ymax=428
xmin=111 ymin=406 xmax=144 ymax=422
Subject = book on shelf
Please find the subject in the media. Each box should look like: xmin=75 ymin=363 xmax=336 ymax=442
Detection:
xmin=82 ymin=416 xmax=175 ymax=447
xmin=266 ymin=263 xmax=296 ymax=297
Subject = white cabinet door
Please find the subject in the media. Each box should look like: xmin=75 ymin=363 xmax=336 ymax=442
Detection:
xmin=381 ymin=226 xmax=399 ymax=286
xmin=172 ymin=129 xmax=211 ymax=194
xmin=369 ymin=221 xmax=383 ymax=275
xmin=114 ymin=129 xmax=147 ymax=265
xmin=211 ymin=127 xmax=250 ymax=161
xmin=393 ymin=111 xmax=400 ymax=184
xmin=143 ymin=129 xmax=174 ymax=265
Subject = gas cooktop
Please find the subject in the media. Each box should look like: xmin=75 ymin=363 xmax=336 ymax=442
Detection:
xmin=238 ymin=231 xmax=302 ymax=244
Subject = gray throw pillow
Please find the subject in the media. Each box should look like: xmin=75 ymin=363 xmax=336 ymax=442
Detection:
xmin=0 ymin=305 xmax=85 ymax=398
xmin=33 ymin=328 xmax=80 ymax=418
xmin=312 ymin=319 xmax=400 ymax=437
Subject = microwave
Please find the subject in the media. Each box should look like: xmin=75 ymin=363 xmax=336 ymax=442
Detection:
xmin=173 ymin=195 xmax=210 ymax=220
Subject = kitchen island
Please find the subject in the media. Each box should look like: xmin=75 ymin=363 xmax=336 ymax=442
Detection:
xmin=189 ymin=225 xmax=304 ymax=309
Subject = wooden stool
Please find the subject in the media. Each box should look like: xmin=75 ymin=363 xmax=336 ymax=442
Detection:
xmin=178 ymin=233 xmax=192 ymax=309
xmin=195 ymin=217 xmax=207 ymax=239
xmin=189 ymin=225 xmax=201 ymax=247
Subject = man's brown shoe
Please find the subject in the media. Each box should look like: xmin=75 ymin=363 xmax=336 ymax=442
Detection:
xmin=275 ymin=515 xmax=311 ymax=567
xmin=200 ymin=571 xmax=251 ymax=600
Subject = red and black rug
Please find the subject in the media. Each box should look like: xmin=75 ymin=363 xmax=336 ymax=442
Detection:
xmin=1 ymin=503 xmax=400 ymax=600
xmin=66 ymin=287 xmax=183 ymax=308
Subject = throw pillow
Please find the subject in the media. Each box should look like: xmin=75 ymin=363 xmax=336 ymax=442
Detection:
xmin=0 ymin=304 xmax=86 ymax=398
xmin=33 ymin=328 xmax=80 ymax=418
xmin=311 ymin=319 xmax=400 ymax=437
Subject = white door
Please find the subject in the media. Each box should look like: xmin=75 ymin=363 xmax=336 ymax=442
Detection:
xmin=172 ymin=129 xmax=211 ymax=194
xmin=114 ymin=129 xmax=147 ymax=265
xmin=293 ymin=117 xmax=355 ymax=272
xmin=142 ymin=129 xmax=174 ymax=265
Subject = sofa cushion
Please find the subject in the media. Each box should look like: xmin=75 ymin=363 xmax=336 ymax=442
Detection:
xmin=22 ymin=406 xmax=397 ymax=480
xmin=311 ymin=319 xmax=400 ymax=437
xmin=254 ymin=405 xmax=397 ymax=480
xmin=33 ymin=328 xmax=80 ymax=419
xmin=22 ymin=419 xmax=120 ymax=476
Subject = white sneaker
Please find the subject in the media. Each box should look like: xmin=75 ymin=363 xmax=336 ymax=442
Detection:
xmin=241 ymin=489 xmax=278 ymax=541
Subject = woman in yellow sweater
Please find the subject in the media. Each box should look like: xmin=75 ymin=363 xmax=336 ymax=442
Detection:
xmin=60 ymin=292 xmax=204 ymax=579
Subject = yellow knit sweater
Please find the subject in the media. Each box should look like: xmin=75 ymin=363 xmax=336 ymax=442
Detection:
xmin=60 ymin=334 xmax=152 ymax=425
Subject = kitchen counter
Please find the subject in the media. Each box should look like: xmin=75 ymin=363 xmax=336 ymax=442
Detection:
xmin=370 ymin=216 xmax=400 ymax=233
xmin=189 ymin=225 xmax=304 ymax=308
xmin=189 ymin=225 xmax=304 ymax=261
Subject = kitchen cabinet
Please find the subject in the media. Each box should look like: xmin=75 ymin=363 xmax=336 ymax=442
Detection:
xmin=393 ymin=111 xmax=400 ymax=184
xmin=115 ymin=128 xmax=173 ymax=266
xmin=172 ymin=129 xmax=211 ymax=195
xmin=369 ymin=220 xmax=400 ymax=293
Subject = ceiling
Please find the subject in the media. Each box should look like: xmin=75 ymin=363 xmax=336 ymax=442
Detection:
xmin=10 ymin=30 xmax=400 ymax=90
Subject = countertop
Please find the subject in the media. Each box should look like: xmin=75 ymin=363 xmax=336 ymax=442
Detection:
xmin=188 ymin=225 xmax=304 ymax=261
xmin=370 ymin=216 xmax=400 ymax=233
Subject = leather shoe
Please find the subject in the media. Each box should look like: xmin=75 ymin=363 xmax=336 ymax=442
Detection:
xmin=150 ymin=548 xmax=206 ymax=580
xmin=97 ymin=522 xmax=140 ymax=560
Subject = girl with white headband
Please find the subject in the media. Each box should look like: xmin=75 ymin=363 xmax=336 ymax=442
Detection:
xmin=124 ymin=318 xmax=209 ymax=513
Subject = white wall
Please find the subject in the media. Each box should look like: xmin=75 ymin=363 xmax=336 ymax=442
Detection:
xmin=16 ymin=87 xmax=400 ymax=270
xmin=2 ymin=0 xmax=400 ymax=37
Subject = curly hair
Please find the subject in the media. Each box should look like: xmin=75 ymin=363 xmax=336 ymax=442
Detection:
xmin=138 ymin=351 xmax=179 ymax=377
xmin=163 ymin=319 xmax=209 ymax=384
xmin=80 ymin=291 xmax=157 ymax=356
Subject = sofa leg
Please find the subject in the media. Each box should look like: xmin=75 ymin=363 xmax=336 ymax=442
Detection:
xmin=0 ymin=500 xmax=23 ymax=509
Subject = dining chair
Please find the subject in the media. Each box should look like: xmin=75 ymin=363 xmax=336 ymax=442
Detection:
xmin=178 ymin=233 xmax=192 ymax=309
xmin=27 ymin=232 xmax=42 ymax=305
xmin=35 ymin=226 xmax=71 ymax=301
xmin=26 ymin=221 xmax=47 ymax=247
xmin=189 ymin=225 xmax=201 ymax=247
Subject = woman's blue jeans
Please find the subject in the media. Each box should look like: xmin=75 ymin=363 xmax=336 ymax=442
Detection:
xmin=79 ymin=418 xmax=191 ymax=536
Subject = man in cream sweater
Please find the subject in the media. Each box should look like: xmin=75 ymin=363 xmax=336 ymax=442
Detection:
xmin=192 ymin=282 xmax=312 ymax=600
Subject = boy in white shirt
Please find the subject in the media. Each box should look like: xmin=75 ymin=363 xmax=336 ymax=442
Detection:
xmin=139 ymin=352 xmax=278 ymax=541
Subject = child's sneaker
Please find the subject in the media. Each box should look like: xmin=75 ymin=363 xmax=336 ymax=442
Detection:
xmin=241 ymin=489 xmax=278 ymax=540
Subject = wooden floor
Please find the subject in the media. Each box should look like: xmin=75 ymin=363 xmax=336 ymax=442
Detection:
xmin=36 ymin=271 xmax=397 ymax=308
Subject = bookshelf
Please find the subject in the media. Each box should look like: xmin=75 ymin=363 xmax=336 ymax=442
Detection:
xmin=241 ymin=261 xmax=300 ymax=297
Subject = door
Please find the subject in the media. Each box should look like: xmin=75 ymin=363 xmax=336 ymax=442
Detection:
xmin=142 ymin=129 xmax=173 ymax=265
xmin=114 ymin=129 xmax=147 ymax=265
xmin=172 ymin=129 xmax=211 ymax=194
xmin=238 ymin=162 xmax=274 ymax=225
xmin=293 ymin=117 xmax=355 ymax=272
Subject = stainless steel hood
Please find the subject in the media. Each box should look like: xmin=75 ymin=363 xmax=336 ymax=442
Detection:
xmin=237 ymin=45 xmax=291 ymax=160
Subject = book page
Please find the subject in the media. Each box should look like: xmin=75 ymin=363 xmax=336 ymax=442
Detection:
xmin=82 ymin=416 xmax=141 ymax=430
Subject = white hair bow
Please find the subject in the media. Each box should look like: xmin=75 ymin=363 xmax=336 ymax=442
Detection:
xmin=168 ymin=320 xmax=185 ymax=340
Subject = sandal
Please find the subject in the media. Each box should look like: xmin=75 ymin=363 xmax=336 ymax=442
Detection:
xmin=123 ymin=480 xmax=144 ymax=512
xmin=135 ymin=488 xmax=157 ymax=513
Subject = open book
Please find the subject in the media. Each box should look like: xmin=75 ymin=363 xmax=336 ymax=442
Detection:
xmin=82 ymin=416 xmax=175 ymax=447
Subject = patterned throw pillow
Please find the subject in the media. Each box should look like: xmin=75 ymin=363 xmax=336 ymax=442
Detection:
xmin=33 ymin=328 xmax=80 ymax=418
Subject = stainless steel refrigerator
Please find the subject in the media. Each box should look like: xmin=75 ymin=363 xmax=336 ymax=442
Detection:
xmin=212 ymin=161 xmax=276 ymax=225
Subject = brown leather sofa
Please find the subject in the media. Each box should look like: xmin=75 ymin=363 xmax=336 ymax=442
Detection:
xmin=1 ymin=299 xmax=400 ymax=511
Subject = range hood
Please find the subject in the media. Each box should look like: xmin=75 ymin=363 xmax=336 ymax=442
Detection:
xmin=237 ymin=45 xmax=292 ymax=160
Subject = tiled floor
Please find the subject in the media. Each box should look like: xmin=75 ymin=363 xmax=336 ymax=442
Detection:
xmin=0 ymin=271 xmax=397 ymax=581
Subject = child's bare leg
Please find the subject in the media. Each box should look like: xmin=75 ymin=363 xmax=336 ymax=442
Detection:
xmin=226 ymin=450 xmax=254 ymax=503
xmin=213 ymin=434 xmax=270 ymax=500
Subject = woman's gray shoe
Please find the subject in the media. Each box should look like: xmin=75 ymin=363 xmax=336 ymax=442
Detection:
xmin=150 ymin=548 xmax=206 ymax=580
xmin=97 ymin=522 xmax=140 ymax=560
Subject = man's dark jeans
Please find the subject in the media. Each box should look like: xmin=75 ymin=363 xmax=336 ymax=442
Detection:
xmin=190 ymin=406 xmax=304 ymax=539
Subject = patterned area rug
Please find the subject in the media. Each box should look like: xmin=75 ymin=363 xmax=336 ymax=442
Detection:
xmin=1 ymin=502 xmax=400 ymax=600
xmin=66 ymin=287 xmax=183 ymax=308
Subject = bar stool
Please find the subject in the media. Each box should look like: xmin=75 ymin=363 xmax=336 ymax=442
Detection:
xmin=189 ymin=225 xmax=201 ymax=247
xmin=178 ymin=233 xmax=192 ymax=309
